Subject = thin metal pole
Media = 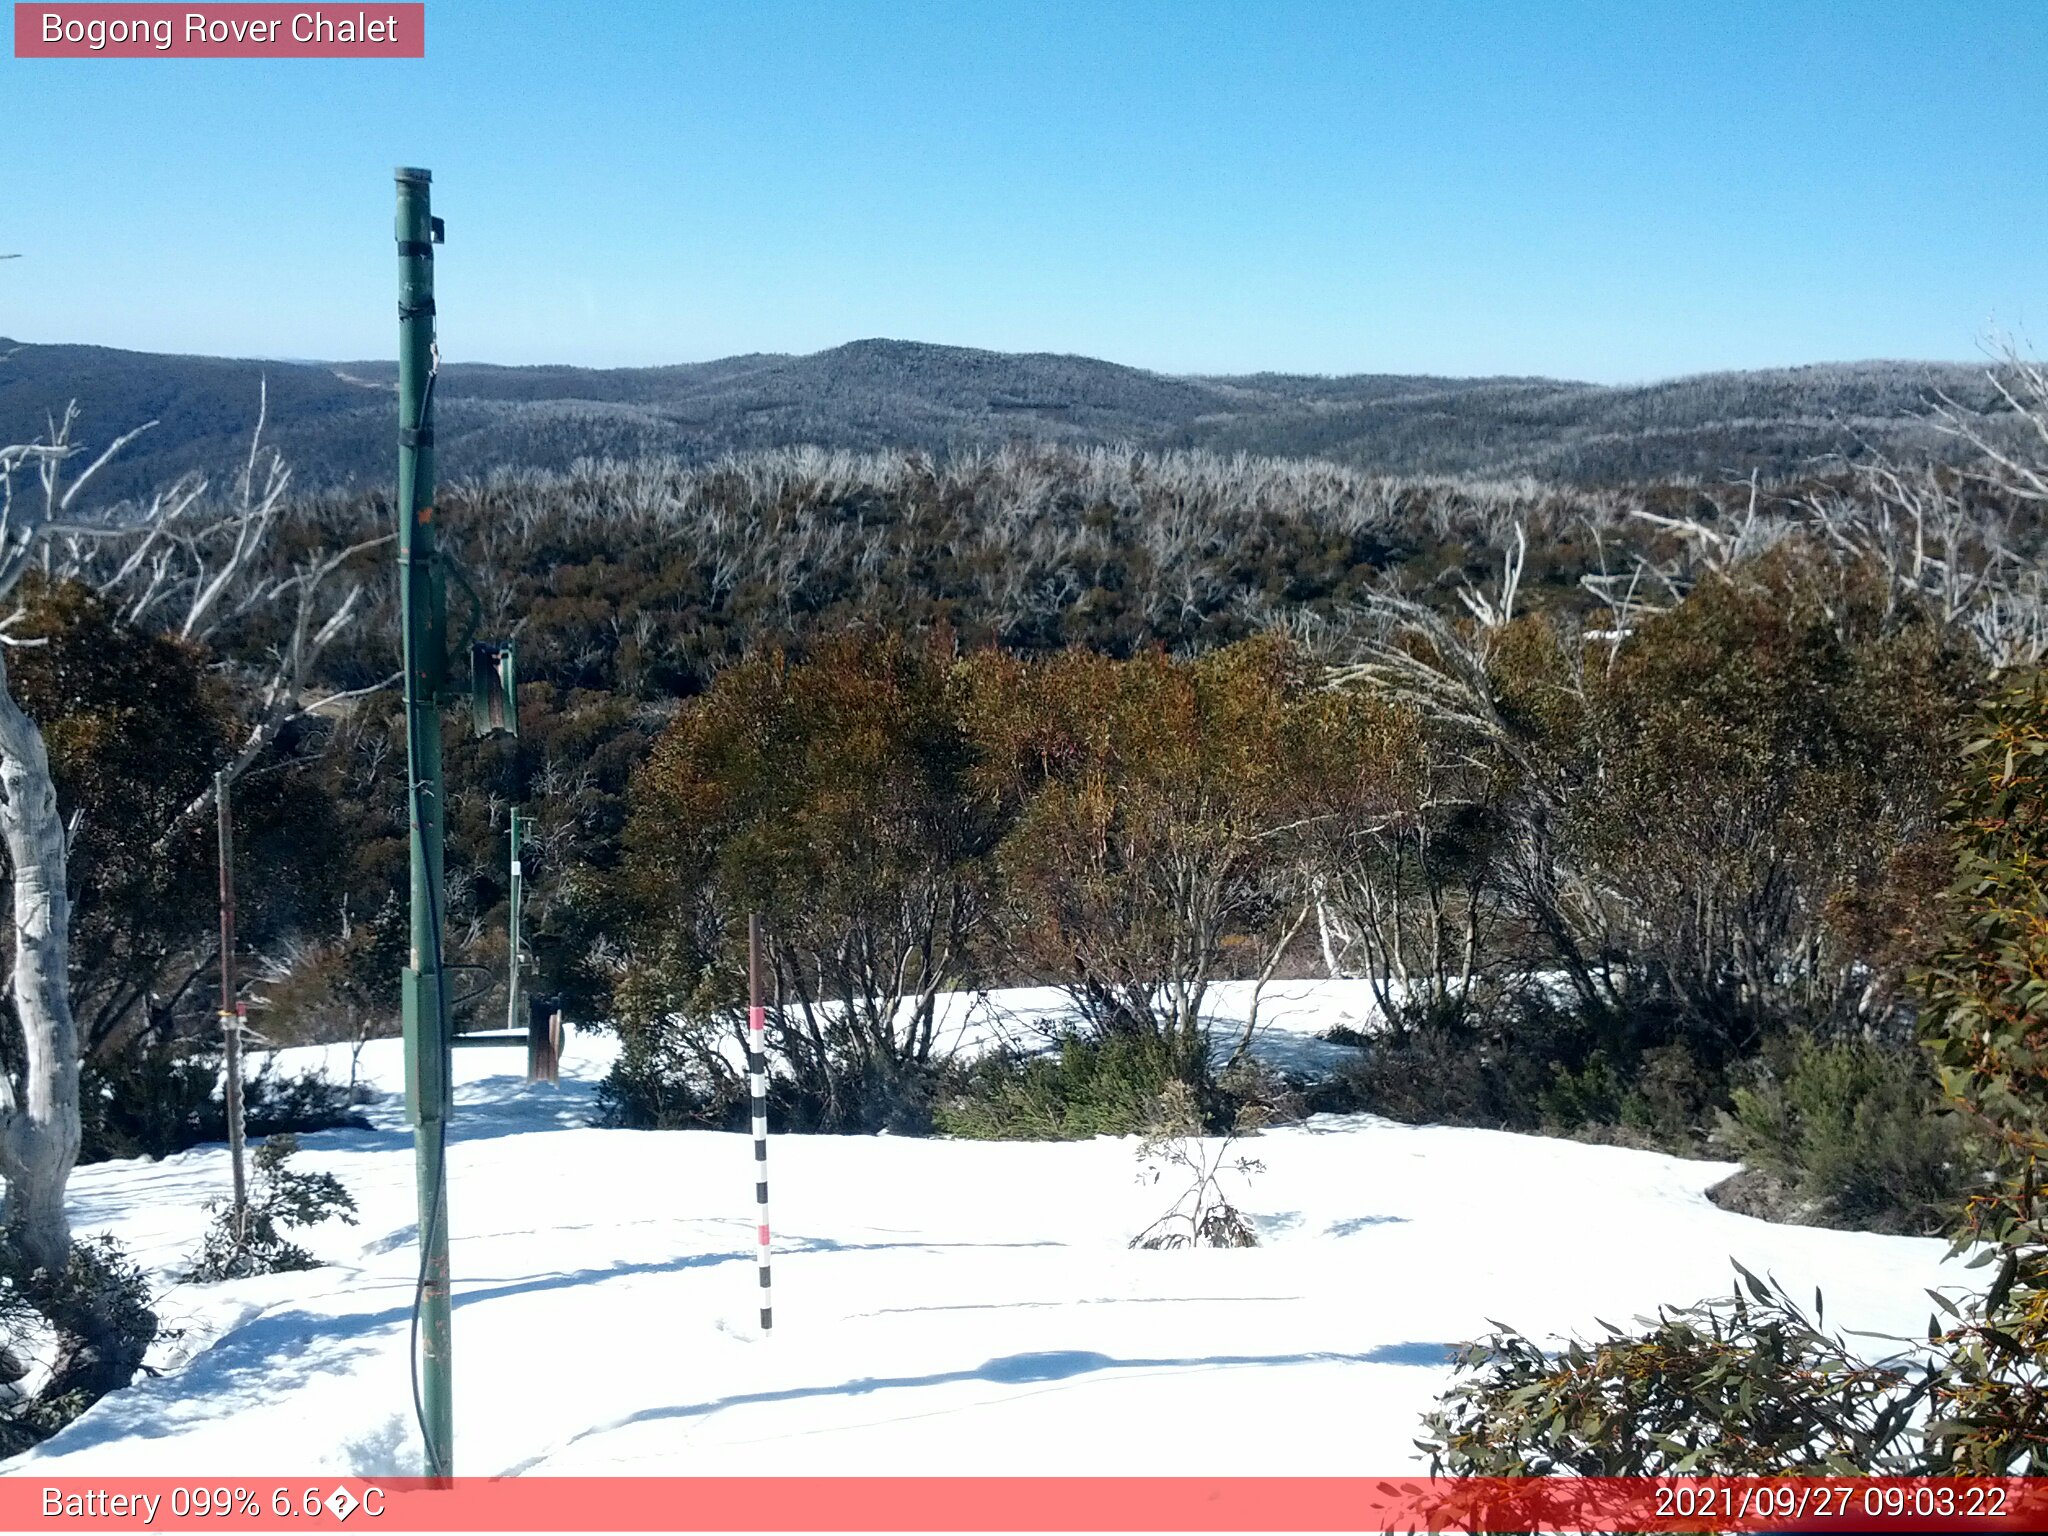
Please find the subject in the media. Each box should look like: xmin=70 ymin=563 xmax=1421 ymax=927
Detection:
xmin=748 ymin=913 xmax=773 ymax=1332
xmin=216 ymin=769 xmax=246 ymax=1241
xmin=395 ymin=164 xmax=454 ymax=1483
xmin=507 ymin=809 xmax=524 ymax=1036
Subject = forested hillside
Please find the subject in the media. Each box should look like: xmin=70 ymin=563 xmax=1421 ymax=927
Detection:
xmin=0 ymin=336 xmax=2014 ymax=501
xmin=5 ymin=358 xmax=2048 ymax=1466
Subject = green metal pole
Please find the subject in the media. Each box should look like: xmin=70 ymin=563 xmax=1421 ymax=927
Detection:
xmin=507 ymin=809 xmax=524 ymax=1036
xmin=394 ymin=165 xmax=454 ymax=1483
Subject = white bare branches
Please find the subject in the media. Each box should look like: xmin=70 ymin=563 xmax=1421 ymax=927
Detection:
xmin=1325 ymin=591 xmax=1522 ymax=753
xmin=1931 ymin=347 xmax=2048 ymax=506
xmin=1457 ymin=521 xmax=1526 ymax=630
xmin=1560 ymin=428 xmax=2048 ymax=672
xmin=0 ymin=406 xmax=165 ymax=603
xmin=5 ymin=396 xmax=395 ymax=851
xmin=145 ymin=525 xmax=399 ymax=855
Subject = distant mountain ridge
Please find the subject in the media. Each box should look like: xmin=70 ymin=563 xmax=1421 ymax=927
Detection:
xmin=0 ymin=336 xmax=2004 ymax=501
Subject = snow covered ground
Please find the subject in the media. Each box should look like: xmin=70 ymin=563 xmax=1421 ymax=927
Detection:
xmin=10 ymin=983 xmax=1964 ymax=1476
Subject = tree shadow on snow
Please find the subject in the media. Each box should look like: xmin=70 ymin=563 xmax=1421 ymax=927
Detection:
xmin=31 ymin=1234 xmax=1089 ymax=1460
xmin=1325 ymin=1215 xmax=1408 ymax=1236
xmin=537 ymin=1341 xmax=1461 ymax=1464
xmin=850 ymin=1294 xmax=1307 ymax=1318
xmin=26 ymin=1248 xmax=759 ymax=1457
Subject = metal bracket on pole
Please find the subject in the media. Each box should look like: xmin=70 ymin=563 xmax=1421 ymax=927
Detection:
xmin=470 ymin=641 xmax=518 ymax=738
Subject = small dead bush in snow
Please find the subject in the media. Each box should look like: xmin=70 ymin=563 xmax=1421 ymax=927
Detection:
xmin=1129 ymin=1081 xmax=1265 ymax=1250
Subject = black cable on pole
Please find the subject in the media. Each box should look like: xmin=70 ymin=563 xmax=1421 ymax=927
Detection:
xmin=408 ymin=764 xmax=449 ymax=1476
xmin=404 ymin=350 xmax=448 ymax=1477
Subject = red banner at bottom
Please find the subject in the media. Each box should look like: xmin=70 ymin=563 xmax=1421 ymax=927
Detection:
xmin=6 ymin=1477 xmax=2048 ymax=1533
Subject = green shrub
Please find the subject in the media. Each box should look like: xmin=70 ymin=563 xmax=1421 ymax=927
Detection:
xmin=1719 ymin=1033 xmax=1974 ymax=1234
xmin=939 ymin=1025 xmax=1317 ymax=1141
xmin=1417 ymin=669 xmax=2048 ymax=1481
xmin=1913 ymin=668 xmax=2048 ymax=1471
xmin=968 ymin=638 xmax=1349 ymax=1088
xmin=77 ymin=1042 xmax=218 ymax=1163
xmin=1 ymin=1235 xmax=160 ymax=1457
xmin=595 ymin=1017 xmax=745 ymax=1131
xmin=187 ymin=1134 xmax=358 ymax=1282
xmin=1335 ymin=1008 xmax=1558 ymax=1131
xmin=616 ymin=631 xmax=998 ymax=1133
xmin=1328 ymin=995 xmax=1741 ymax=1150
xmin=246 ymin=1061 xmax=368 ymax=1140
xmin=1420 ymin=1265 xmax=1930 ymax=1476
xmin=1539 ymin=1039 xmax=1726 ymax=1151
xmin=937 ymin=1032 xmax=1186 ymax=1140
xmin=1553 ymin=551 xmax=1975 ymax=1043
xmin=1624 ymin=1041 xmax=1727 ymax=1146
xmin=79 ymin=1044 xmax=366 ymax=1164
xmin=778 ymin=1051 xmax=951 ymax=1136
xmin=599 ymin=1011 xmax=948 ymax=1135
xmin=1538 ymin=1049 xmax=1630 ymax=1130
xmin=1212 ymin=1052 xmax=1307 ymax=1132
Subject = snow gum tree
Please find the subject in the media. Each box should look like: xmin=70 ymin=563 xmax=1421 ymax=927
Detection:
xmin=1917 ymin=668 xmax=2048 ymax=1471
xmin=617 ymin=628 xmax=1002 ymax=1132
xmin=1420 ymin=668 xmax=2048 ymax=1477
xmin=0 ymin=402 xmax=370 ymax=1426
xmin=963 ymin=635 xmax=1356 ymax=1091
xmin=0 ymin=428 xmax=149 ymax=1416
xmin=0 ymin=432 xmax=103 ymax=1285
xmin=0 ymin=633 xmax=78 ymax=1281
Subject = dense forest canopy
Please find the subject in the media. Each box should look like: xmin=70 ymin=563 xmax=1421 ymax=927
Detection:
xmin=22 ymin=417 xmax=2021 ymax=1077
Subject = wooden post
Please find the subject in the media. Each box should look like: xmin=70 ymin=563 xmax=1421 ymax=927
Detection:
xmin=527 ymin=995 xmax=561 ymax=1085
xmin=216 ymin=768 xmax=247 ymax=1240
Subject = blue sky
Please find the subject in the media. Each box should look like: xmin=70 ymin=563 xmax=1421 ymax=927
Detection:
xmin=4 ymin=0 xmax=2043 ymax=381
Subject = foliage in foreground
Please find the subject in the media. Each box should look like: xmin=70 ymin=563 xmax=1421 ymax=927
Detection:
xmin=1423 ymin=669 xmax=2048 ymax=1475
xmin=0 ymin=1235 xmax=158 ymax=1457
xmin=1915 ymin=669 xmax=2048 ymax=1473
xmin=1420 ymin=1266 xmax=1929 ymax=1475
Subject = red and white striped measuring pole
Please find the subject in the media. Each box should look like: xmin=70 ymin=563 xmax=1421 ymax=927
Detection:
xmin=748 ymin=913 xmax=774 ymax=1332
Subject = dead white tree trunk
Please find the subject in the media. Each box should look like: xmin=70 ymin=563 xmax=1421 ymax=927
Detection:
xmin=0 ymin=642 xmax=78 ymax=1277
xmin=0 ymin=430 xmax=88 ymax=1279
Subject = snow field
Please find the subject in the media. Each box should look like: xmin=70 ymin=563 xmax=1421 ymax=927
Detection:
xmin=12 ymin=984 xmax=1961 ymax=1477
